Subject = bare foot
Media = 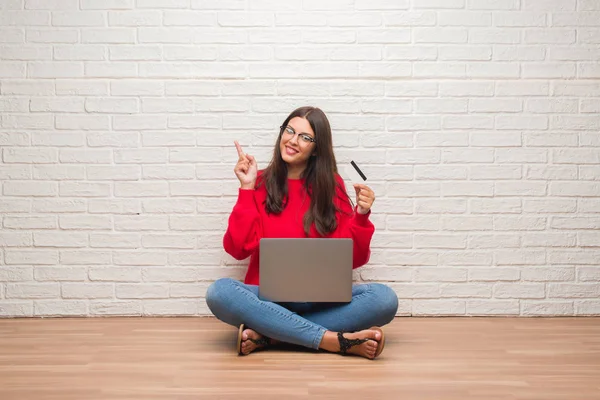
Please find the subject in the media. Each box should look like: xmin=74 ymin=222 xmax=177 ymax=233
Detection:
xmin=240 ymin=328 xmax=278 ymax=355
xmin=320 ymin=328 xmax=383 ymax=359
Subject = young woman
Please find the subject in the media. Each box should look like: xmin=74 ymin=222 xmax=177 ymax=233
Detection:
xmin=206 ymin=106 xmax=398 ymax=359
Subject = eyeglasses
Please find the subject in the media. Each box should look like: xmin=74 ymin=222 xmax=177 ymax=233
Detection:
xmin=281 ymin=125 xmax=316 ymax=144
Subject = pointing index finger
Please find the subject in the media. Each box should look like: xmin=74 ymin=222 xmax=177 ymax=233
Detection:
xmin=234 ymin=141 xmax=245 ymax=159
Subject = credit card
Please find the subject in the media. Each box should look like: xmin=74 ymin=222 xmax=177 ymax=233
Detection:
xmin=342 ymin=160 xmax=367 ymax=184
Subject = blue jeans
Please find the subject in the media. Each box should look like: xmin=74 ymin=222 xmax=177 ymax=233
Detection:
xmin=206 ymin=277 xmax=398 ymax=350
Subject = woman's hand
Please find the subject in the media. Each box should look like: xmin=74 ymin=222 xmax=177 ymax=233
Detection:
xmin=234 ymin=141 xmax=257 ymax=190
xmin=353 ymin=184 xmax=375 ymax=215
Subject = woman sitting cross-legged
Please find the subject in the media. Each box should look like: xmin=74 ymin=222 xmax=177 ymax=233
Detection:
xmin=206 ymin=106 xmax=398 ymax=359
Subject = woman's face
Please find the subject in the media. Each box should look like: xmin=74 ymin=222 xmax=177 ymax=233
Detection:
xmin=279 ymin=116 xmax=316 ymax=170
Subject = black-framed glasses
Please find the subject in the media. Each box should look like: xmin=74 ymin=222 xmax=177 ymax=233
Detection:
xmin=280 ymin=125 xmax=316 ymax=144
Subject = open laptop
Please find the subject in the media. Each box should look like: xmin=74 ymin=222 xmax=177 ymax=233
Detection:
xmin=258 ymin=238 xmax=353 ymax=303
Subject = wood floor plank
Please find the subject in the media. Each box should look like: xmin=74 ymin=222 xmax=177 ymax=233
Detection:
xmin=0 ymin=317 xmax=599 ymax=399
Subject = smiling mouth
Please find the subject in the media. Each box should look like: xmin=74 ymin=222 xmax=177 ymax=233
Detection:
xmin=285 ymin=146 xmax=299 ymax=155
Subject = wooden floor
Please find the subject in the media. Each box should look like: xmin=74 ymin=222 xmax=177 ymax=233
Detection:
xmin=0 ymin=317 xmax=599 ymax=400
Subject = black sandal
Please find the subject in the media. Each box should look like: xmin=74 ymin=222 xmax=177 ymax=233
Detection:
xmin=337 ymin=326 xmax=385 ymax=358
xmin=237 ymin=324 xmax=271 ymax=356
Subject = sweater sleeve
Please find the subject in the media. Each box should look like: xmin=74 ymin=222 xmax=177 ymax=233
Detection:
xmin=331 ymin=176 xmax=375 ymax=269
xmin=222 ymin=188 xmax=262 ymax=260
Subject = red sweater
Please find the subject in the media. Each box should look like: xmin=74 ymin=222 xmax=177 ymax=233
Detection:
xmin=223 ymin=172 xmax=375 ymax=285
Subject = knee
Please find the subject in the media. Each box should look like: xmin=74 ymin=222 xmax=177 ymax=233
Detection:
xmin=370 ymin=283 xmax=398 ymax=324
xmin=205 ymin=277 xmax=234 ymax=312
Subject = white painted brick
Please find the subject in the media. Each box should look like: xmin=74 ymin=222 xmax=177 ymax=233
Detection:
xmin=384 ymin=251 xmax=438 ymax=266
xmin=521 ymin=267 xmax=575 ymax=282
xmin=579 ymin=199 xmax=600 ymax=213
xmin=90 ymin=301 xmax=142 ymax=316
xmin=415 ymin=234 xmax=467 ymax=249
xmin=137 ymin=0 xmax=188 ymax=8
xmin=89 ymin=233 xmax=140 ymax=249
xmin=415 ymin=167 xmax=467 ymax=181
xmin=110 ymin=46 xmax=161 ymax=61
xmin=416 ymin=99 xmax=468 ymax=114
xmin=495 ymin=250 xmax=546 ymax=265
xmin=81 ymin=0 xmax=133 ymax=10
xmin=6 ymin=283 xmax=58 ymax=299
xmin=414 ymin=267 xmax=467 ymax=282
xmin=110 ymin=11 xmax=164 ymax=26
xmin=3 ymin=115 xmax=53 ymax=130
xmin=114 ymin=251 xmax=167 ymax=266
xmin=523 ymin=63 xmax=577 ymax=79
xmin=141 ymin=98 xmax=194 ymax=113
xmin=581 ymin=99 xmax=600 ymax=113
xmin=25 ymin=0 xmax=77 ymax=9
xmin=552 ymin=12 xmax=600 ymax=26
xmin=523 ymin=0 xmax=576 ymax=10
xmin=494 ymin=283 xmax=545 ymax=298
xmin=469 ymin=99 xmax=522 ymax=113
xmin=440 ymin=11 xmax=492 ymax=26
xmin=143 ymin=300 xmax=198 ymax=316
xmin=442 ymin=182 xmax=494 ymax=197
xmin=0 ymin=98 xmax=29 ymax=112
xmin=60 ymin=149 xmax=112 ymax=164
xmin=0 ymin=11 xmax=50 ymax=26
xmin=468 ymin=234 xmax=520 ymax=249
xmin=443 ymin=149 xmax=494 ymax=163
xmin=494 ymin=12 xmax=547 ymax=27
xmin=469 ymin=267 xmax=520 ymax=281
xmin=443 ymin=115 xmax=493 ymax=129
xmin=33 ymin=232 xmax=87 ymax=248
xmin=471 ymin=198 xmax=521 ymax=214
xmin=52 ymin=11 xmax=105 ymax=27
xmin=525 ymin=29 xmax=576 ymax=44
xmin=32 ymin=165 xmax=84 ymax=181
xmin=3 ymin=147 xmax=57 ymax=163
xmin=117 ymin=284 xmax=169 ymax=299
xmin=4 ymin=181 xmax=57 ymax=197
xmin=496 ymin=148 xmax=548 ymax=163
xmin=414 ymin=0 xmax=464 ymax=9
xmin=523 ymin=233 xmax=576 ymax=247
xmin=467 ymin=300 xmax=519 ymax=315
xmin=385 ymin=45 xmax=437 ymax=61
xmin=468 ymin=0 xmax=519 ymax=10
xmin=493 ymin=45 xmax=546 ymax=61
xmin=60 ymin=250 xmax=111 ymax=265
xmin=549 ymin=283 xmax=600 ymax=298
xmin=552 ymin=81 xmax=600 ymax=96
xmin=3 ymin=216 xmax=56 ymax=230
xmin=115 ymin=149 xmax=168 ymax=164
xmin=85 ymin=62 xmax=137 ymax=77
xmin=387 ymin=216 xmax=439 ymax=231
xmin=88 ymin=200 xmax=140 ymax=216
xmin=413 ymin=300 xmax=466 ymax=316
xmin=553 ymin=149 xmax=600 ymax=164
xmin=522 ymin=301 xmax=574 ymax=316
xmin=164 ymin=46 xmax=218 ymax=61
xmin=551 ymin=217 xmax=600 ymax=229
xmin=387 ymin=116 xmax=441 ymax=131
xmin=525 ymin=165 xmax=577 ymax=180
xmin=115 ymin=215 xmax=168 ymax=231
xmin=55 ymin=79 xmax=107 ymax=95
xmin=549 ymin=250 xmax=600 ymax=265
xmin=143 ymin=165 xmax=195 ymax=180
xmin=0 ymin=28 xmax=24 ymax=43
xmin=113 ymin=116 xmax=167 ymax=131
xmin=111 ymin=80 xmax=164 ymax=96
xmin=34 ymin=267 xmax=87 ymax=281
xmin=0 ymin=166 xmax=30 ymax=180
xmin=523 ymin=198 xmax=576 ymax=213
xmin=0 ymin=302 xmax=32 ymax=317
xmin=415 ymin=132 xmax=469 ymax=147
xmin=170 ymin=282 xmax=210 ymax=298
xmin=550 ymin=182 xmax=600 ymax=197
xmin=59 ymin=182 xmax=111 ymax=198
xmin=470 ymin=166 xmax=522 ymax=180
xmin=387 ymin=182 xmax=441 ymax=197
xmin=40 ymin=200 xmax=92 ymax=221
xmin=0 ymin=232 xmax=32 ymax=247
xmin=576 ymin=301 xmax=600 ymax=316
xmin=493 ymin=216 xmax=547 ymax=231
xmin=440 ymin=46 xmax=491 ymax=60
xmin=59 ymin=214 xmax=111 ymax=230
xmin=35 ymin=301 xmax=87 ymax=316
xmin=497 ymin=81 xmax=549 ymax=96
xmin=86 ymin=166 xmax=140 ymax=181
xmin=303 ymin=0 xmax=353 ymax=10
xmin=468 ymin=62 xmax=520 ymax=78
xmin=579 ymin=232 xmax=600 ymax=248
xmin=470 ymin=29 xmax=521 ymax=44
xmin=114 ymin=182 xmax=168 ymax=197
xmin=441 ymin=283 xmax=492 ymax=297
xmin=494 ymin=181 xmax=547 ymax=197
xmin=62 ymin=283 xmax=113 ymax=299
xmin=0 ymin=45 xmax=52 ymax=60
xmin=578 ymin=28 xmax=600 ymax=44
xmin=89 ymin=267 xmax=141 ymax=282
xmin=141 ymin=199 xmax=195 ymax=214
xmin=414 ymin=28 xmax=468 ymax=43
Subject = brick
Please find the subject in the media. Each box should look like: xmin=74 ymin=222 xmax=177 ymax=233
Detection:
xmin=33 ymin=232 xmax=87 ymax=248
xmin=467 ymin=300 xmax=519 ymax=315
xmin=89 ymin=267 xmax=141 ymax=282
xmin=468 ymin=234 xmax=520 ymax=249
xmin=35 ymin=301 xmax=87 ymax=316
xmin=494 ymin=283 xmax=545 ymax=298
xmin=117 ymin=284 xmax=169 ymax=299
xmin=522 ymin=301 xmax=574 ymax=316
xmin=521 ymin=267 xmax=576 ymax=282
xmin=3 ymin=217 xmax=57 ymax=230
xmin=62 ymin=283 xmax=113 ymax=299
xmin=413 ymin=300 xmax=466 ymax=316
xmin=34 ymin=267 xmax=87 ymax=281
xmin=415 ymin=267 xmax=467 ymax=282
xmin=495 ymin=249 xmax=546 ymax=265
xmin=60 ymin=251 xmax=111 ymax=265
xmin=6 ymin=283 xmax=58 ymax=299
xmin=90 ymin=301 xmax=142 ymax=316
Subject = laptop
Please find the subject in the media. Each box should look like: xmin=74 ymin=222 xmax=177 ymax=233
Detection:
xmin=258 ymin=238 xmax=353 ymax=303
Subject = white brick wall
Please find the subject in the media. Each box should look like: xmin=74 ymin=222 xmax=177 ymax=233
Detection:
xmin=1 ymin=1 xmax=599 ymax=318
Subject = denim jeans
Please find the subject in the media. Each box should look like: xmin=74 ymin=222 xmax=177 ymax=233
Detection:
xmin=206 ymin=277 xmax=399 ymax=350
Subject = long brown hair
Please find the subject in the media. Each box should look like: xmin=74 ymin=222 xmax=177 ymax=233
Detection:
xmin=259 ymin=106 xmax=346 ymax=236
